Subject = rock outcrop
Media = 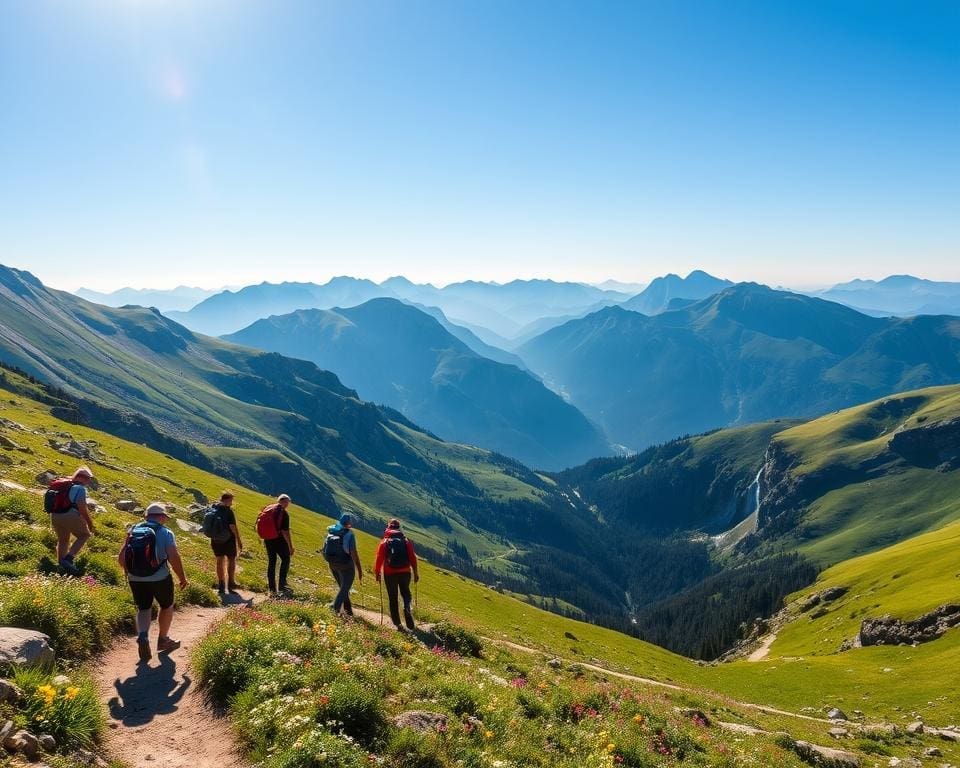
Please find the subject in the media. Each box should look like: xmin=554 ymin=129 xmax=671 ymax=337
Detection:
xmin=859 ymin=604 xmax=960 ymax=647
xmin=0 ymin=628 xmax=54 ymax=668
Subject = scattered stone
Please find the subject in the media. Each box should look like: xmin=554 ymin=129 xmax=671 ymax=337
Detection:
xmin=564 ymin=631 xmax=577 ymax=641
xmin=547 ymin=658 xmax=562 ymax=669
xmin=924 ymin=746 xmax=943 ymax=757
xmin=0 ymin=627 xmax=55 ymax=668
xmin=50 ymin=674 xmax=70 ymax=687
xmin=115 ymin=500 xmax=140 ymax=512
xmin=888 ymin=758 xmax=921 ymax=768
xmin=717 ymin=721 xmax=764 ymax=736
xmin=828 ymin=727 xmax=849 ymax=739
xmin=936 ymin=728 xmax=960 ymax=742
xmin=820 ymin=587 xmax=849 ymax=602
xmin=38 ymin=733 xmax=56 ymax=752
xmin=859 ymin=604 xmax=960 ymax=647
xmin=827 ymin=708 xmax=848 ymax=721
xmin=4 ymin=729 xmax=40 ymax=759
xmin=0 ymin=678 xmax=22 ymax=704
xmin=0 ymin=720 xmax=14 ymax=744
xmin=69 ymin=749 xmax=111 ymax=768
xmin=0 ymin=434 xmax=22 ymax=450
xmin=792 ymin=740 xmax=860 ymax=767
xmin=34 ymin=470 xmax=58 ymax=485
xmin=393 ymin=710 xmax=448 ymax=732
xmin=905 ymin=720 xmax=924 ymax=735
xmin=0 ymin=454 xmax=12 ymax=465
xmin=860 ymin=723 xmax=901 ymax=738
xmin=175 ymin=518 xmax=201 ymax=533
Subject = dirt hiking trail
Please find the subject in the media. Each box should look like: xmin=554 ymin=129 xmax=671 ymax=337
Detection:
xmin=94 ymin=592 xmax=256 ymax=768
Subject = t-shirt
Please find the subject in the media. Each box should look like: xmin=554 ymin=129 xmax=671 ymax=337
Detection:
xmin=342 ymin=529 xmax=356 ymax=554
xmin=215 ymin=504 xmax=237 ymax=539
xmin=277 ymin=508 xmax=290 ymax=532
xmin=127 ymin=522 xmax=177 ymax=582
xmin=68 ymin=484 xmax=86 ymax=509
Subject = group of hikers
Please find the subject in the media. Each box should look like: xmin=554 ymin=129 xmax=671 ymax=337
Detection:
xmin=46 ymin=466 xmax=421 ymax=661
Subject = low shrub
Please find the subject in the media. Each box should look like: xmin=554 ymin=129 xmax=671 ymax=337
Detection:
xmin=322 ymin=676 xmax=389 ymax=747
xmin=265 ymin=728 xmax=369 ymax=768
xmin=177 ymin=581 xmax=220 ymax=607
xmin=0 ymin=521 xmax=48 ymax=577
xmin=385 ymin=728 xmax=447 ymax=768
xmin=431 ymin=620 xmax=482 ymax=658
xmin=13 ymin=667 xmax=103 ymax=748
xmin=0 ymin=574 xmax=130 ymax=659
xmin=437 ymin=680 xmax=480 ymax=717
xmin=0 ymin=492 xmax=34 ymax=523
xmin=75 ymin=552 xmax=124 ymax=586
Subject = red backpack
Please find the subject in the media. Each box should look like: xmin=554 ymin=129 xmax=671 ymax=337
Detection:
xmin=255 ymin=503 xmax=284 ymax=540
xmin=44 ymin=478 xmax=76 ymax=514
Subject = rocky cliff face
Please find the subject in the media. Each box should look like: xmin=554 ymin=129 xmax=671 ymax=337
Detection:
xmin=889 ymin=417 xmax=960 ymax=471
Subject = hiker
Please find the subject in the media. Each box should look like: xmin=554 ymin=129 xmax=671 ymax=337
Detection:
xmin=322 ymin=513 xmax=362 ymax=616
xmin=118 ymin=502 xmax=188 ymax=662
xmin=201 ymin=491 xmax=243 ymax=595
xmin=256 ymin=494 xmax=294 ymax=596
xmin=46 ymin=466 xmax=97 ymax=576
xmin=374 ymin=518 xmax=419 ymax=631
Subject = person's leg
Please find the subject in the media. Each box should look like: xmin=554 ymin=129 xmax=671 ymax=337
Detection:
xmin=129 ymin=581 xmax=154 ymax=662
xmin=66 ymin=514 xmax=91 ymax=559
xmin=52 ymin=516 xmax=71 ymax=562
xmin=227 ymin=556 xmax=238 ymax=590
xmin=278 ymin=539 xmax=291 ymax=591
xmin=156 ymin=577 xmax=180 ymax=653
xmin=215 ymin=554 xmax=226 ymax=591
xmin=398 ymin=573 xmax=414 ymax=629
xmin=330 ymin=567 xmax=344 ymax=611
xmin=384 ymin=573 xmax=402 ymax=627
xmin=265 ymin=539 xmax=278 ymax=593
xmin=336 ymin=566 xmax=355 ymax=615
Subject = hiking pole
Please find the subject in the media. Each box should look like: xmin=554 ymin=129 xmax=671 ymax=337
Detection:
xmin=378 ymin=578 xmax=384 ymax=626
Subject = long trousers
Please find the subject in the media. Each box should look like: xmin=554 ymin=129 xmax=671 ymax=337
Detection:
xmin=265 ymin=537 xmax=290 ymax=592
xmin=384 ymin=571 xmax=413 ymax=627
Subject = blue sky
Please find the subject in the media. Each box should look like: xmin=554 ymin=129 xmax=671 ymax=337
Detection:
xmin=1 ymin=0 xmax=957 ymax=291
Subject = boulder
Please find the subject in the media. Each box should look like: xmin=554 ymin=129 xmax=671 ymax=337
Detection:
xmin=115 ymin=500 xmax=140 ymax=512
xmin=38 ymin=734 xmax=56 ymax=752
xmin=905 ymin=720 xmax=923 ymax=735
xmin=0 ymin=434 xmax=22 ymax=450
xmin=935 ymin=728 xmax=960 ymax=742
xmin=859 ymin=723 xmax=900 ymax=738
xmin=186 ymin=488 xmax=208 ymax=505
xmin=35 ymin=470 xmax=58 ymax=485
xmin=69 ymin=749 xmax=111 ymax=768
xmin=828 ymin=727 xmax=849 ymax=739
xmin=0 ymin=628 xmax=54 ymax=667
xmin=826 ymin=708 xmax=848 ymax=721
xmin=792 ymin=740 xmax=860 ymax=767
xmin=0 ymin=720 xmax=14 ymax=744
xmin=859 ymin=604 xmax=960 ymax=647
xmin=392 ymin=710 xmax=448 ymax=733
xmin=820 ymin=587 xmax=849 ymax=602
xmin=4 ymin=729 xmax=40 ymax=759
xmin=923 ymin=746 xmax=942 ymax=757
xmin=0 ymin=678 xmax=23 ymax=704
xmin=547 ymin=658 xmax=562 ymax=669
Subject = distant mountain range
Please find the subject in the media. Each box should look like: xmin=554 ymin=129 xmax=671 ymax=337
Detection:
xmin=816 ymin=275 xmax=960 ymax=317
xmin=160 ymin=277 xmax=634 ymax=338
xmin=519 ymin=283 xmax=960 ymax=450
xmin=225 ymin=298 xmax=609 ymax=470
xmin=75 ymin=285 xmax=218 ymax=312
xmin=621 ymin=270 xmax=734 ymax=315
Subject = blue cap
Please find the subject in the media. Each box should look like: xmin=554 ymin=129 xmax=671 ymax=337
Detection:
xmin=338 ymin=513 xmax=354 ymax=527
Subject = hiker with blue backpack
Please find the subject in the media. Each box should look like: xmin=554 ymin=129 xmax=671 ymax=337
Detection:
xmin=374 ymin=519 xmax=420 ymax=631
xmin=201 ymin=491 xmax=243 ymax=596
xmin=322 ymin=513 xmax=363 ymax=617
xmin=118 ymin=502 xmax=188 ymax=662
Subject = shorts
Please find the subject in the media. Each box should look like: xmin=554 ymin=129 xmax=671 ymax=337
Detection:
xmin=211 ymin=537 xmax=238 ymax=558
xmin=129 ymin=575 xmax=175 ymax=611
xmin=50 ymin=510 xmax=89 ymax=539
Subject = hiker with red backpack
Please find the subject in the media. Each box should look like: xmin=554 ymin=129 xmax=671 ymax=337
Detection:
xmin=374 ymin=519 xmax=419 ymax=631
xmin=46 ymin=466 xmax=97 ymax=576
xmin=118 ymin=502 xmax=188 ymax=662
xmin=256 ymin=494 xmax=294 ymax=596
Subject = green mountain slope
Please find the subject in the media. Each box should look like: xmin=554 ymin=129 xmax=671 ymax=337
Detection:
xmin=225 ymin=299 xmax=610 ymax=470
xmin=520 ymin=283 xmax=960 ymax=450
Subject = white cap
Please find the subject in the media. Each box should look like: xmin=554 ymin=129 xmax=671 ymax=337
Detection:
xmin=144 ymin=502 xmax=169 ymax=518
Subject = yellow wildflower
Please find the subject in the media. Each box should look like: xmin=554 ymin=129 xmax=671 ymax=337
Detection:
xmin=606 ymin=743 xmax=616 ymax=753
xmin=65 ymin=686 xmax=80 ymax=700
xmin=484 ymin=730 xmax=494 ymax=739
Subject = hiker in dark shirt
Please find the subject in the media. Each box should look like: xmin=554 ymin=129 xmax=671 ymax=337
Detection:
xmin=210 ymin=491 xmax=243 ymax=595
xmin=374 ymin=518 xmax=419 ymax=631
xmin=257 ymin=494 xmax=294 ymax=596
xmin=322 ymin=513 xmax=362 ymax=616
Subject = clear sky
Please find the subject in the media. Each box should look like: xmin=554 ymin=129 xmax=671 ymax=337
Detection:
xmin=1 ymin=0 xmax=958 ymax=291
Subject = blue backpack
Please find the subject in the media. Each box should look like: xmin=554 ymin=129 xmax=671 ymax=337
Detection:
xmin=123 ymin=521 xmax=167 ymax=578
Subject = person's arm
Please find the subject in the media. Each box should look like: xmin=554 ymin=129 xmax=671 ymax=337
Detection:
xmin=117 ymin=541 xmax=127 ymax=572
xmin=281 ymin=511 xmax=294 ymax=556
xmin=167 ymin=544 xmax=188 ymax=589
xmin=229 ymin=520 xmax=243 ymax=552
xmin=374 ymin=541 xmax=384 ymax=582
xmin=408 ymin=540 xmax=419 ymax=583
xmin=75 ymin=490 xmax=95 ymax=534
xmin=350 ymin=534 xmax=363 ymax=581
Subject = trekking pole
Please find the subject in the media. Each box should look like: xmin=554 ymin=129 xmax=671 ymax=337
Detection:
xmin=378 ymin=578 xmax=384 ymax=626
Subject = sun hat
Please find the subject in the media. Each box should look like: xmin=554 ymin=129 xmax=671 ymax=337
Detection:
xmin=144 ymin=502 xmax=169 ymax=519
xmin=73 ymin=466 xmax=94 ymax=479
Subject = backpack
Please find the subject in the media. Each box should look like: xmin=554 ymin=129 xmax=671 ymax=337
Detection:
xmin=43 ymin=478 xmax=76 ymax=514
xmin=200 ymin=505 xmax=233 ymax=543
xmin=384 ymin=533 xmax=410 ymax=569
xmin=123 ymin=521 xmax=167 ymax=578
xmin=322 ymin=529 xmax=352 ymax=566
xmin=256 ymin=503 xmax=284 ymax=540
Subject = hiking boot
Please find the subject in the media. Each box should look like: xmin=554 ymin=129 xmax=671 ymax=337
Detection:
xmin=137 ymin=637 xmax=152 ymax=662
xmin=217 ymin=582 xmax=226 ymax=595
xmin=157 ymin=637 xmax=181 ymax=654
xmin=404 ymin=611 xmax=416 ymax=631
xmin=228 ymin=583 xmax=240 ymax=594
xmin=59 ymin=556 xmax=80 ymax=576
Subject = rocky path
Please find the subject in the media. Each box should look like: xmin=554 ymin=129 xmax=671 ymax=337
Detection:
xmin=94 ymin=593 xmax=255 ymax=768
